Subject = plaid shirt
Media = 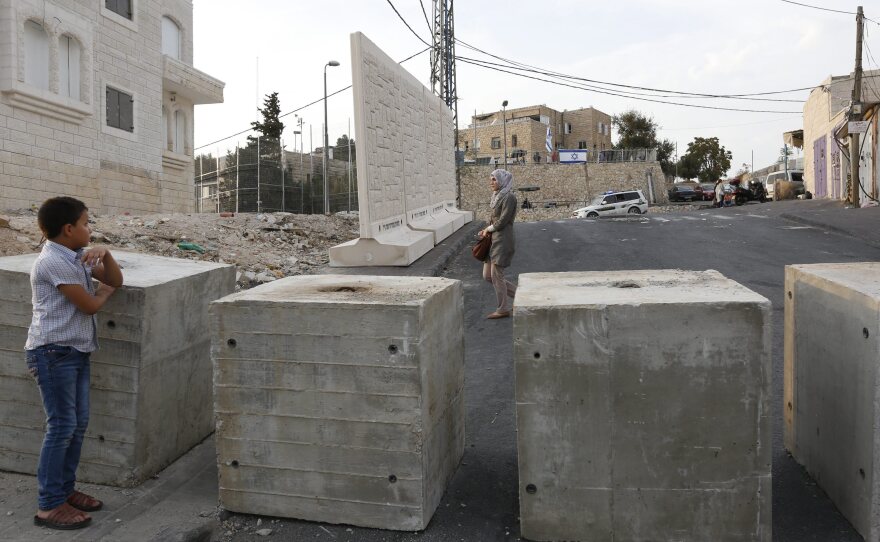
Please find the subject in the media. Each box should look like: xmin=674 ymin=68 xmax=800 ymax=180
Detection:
xmin=25 ymin=241 xmax=98 ymax=352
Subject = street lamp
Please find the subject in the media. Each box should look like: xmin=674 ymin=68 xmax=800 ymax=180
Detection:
xmin=323 ymin=60 xmax=340 ymax=214
xmin=294 ymin=114 xmax=303 ymax=213
xmin=501 ymin=100 xmax=508 ymax=167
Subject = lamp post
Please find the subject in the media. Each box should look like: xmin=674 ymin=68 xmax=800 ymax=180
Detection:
xmin=323 ymin=60 xmax=340 ymax=214
xmin=501 ymin=100 xmax=508 ymax=167
xmin=294 ymin=114 xmax=303 ymax=213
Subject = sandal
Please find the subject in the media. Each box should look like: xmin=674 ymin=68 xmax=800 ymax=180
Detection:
xmin=67 ymin=490 xmax=103 ymax=512
xmin=486 ymin=311 xmax=510 ymax=320
xmin=34 ymin=502 xmax=92 ymax=530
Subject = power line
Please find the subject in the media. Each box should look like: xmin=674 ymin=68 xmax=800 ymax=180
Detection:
xmin=385 ymin=0 xmax=430 ymax=47
xmin=455 ymin=37 xmax=815 ymax=99
xmin=457 ymin=57 xmax=803 ymax=114
xmin=417 ymin=0 xmax=432 ymax=36
xmin=194 ymin=47 xmax=430 ymax=151
xmin=778 ymin=0 xmax=855 ymax=16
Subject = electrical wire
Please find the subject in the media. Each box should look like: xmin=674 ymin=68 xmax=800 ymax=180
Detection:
xmin=194 ymin=47 xmax=430 ymax=151
xmin=778 ymin=0 xmax=855 ymax=16
xmin=457 ymin=56 xmax=803 ymax=114
xmin=385 ymin=0 xmax=431 ymax=47
xmin=418 ymin=0 xmax=432 ymax=37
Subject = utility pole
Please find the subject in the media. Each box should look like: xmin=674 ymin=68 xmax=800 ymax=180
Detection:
xmin=849 ymin=5 xmax=864 ymax=208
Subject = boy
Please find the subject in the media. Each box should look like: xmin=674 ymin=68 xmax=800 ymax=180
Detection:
xmin=25 ymin=197 xmax=123 ymax=530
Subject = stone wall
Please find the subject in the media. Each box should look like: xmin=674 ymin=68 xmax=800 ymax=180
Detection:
xmin=0 ymin=0 xmax=220 ymax=213
xmin=459 ymin=161 xmax=667 ymax=218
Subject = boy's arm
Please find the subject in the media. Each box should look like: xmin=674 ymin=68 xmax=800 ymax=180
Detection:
xmin=58 ymin=283 xmax=116 ymax=316
xmin=84 ymin=247 xmax=123 ymax=287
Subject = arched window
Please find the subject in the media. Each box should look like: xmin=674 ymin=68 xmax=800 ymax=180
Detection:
xmin=24 ymin=20 xmax=49 ymax=90
xmin=173 ymin=109 xmax=184 ymax=153
xmin=161 ymin=16 xmax=181 ymax=59
xmin=59 ymin=35 xmax=81 ymax=100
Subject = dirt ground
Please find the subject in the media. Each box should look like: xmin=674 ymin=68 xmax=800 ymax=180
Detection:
xmin=0 ymin=210 xmax=359 ymax=290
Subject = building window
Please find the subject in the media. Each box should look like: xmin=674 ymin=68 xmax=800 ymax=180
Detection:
xmin=162 ymin=107 xmax=168 ymax=150
xmin=511 ymin=134 xmax=518 ymax=147
xmin=24 ymin=20 xmax=50 ymax=90
xmin=105 ymin=0 xmax=132 ymax=19
xmin=106 ymin=87 xmax=134 ymax=132
xmin=173 ymin=110 xmax=185 ymax=153
xmin=161 ymin=16 xmax=181 ymax=59
xmin=578 ymin=141 xmax=587 ymax=149
xmin=59 ymin=35 xmax=82 ymax=100
xmin=491 ymin=137 xmax=501 ymax=149
xmin=564 ymin=122 xmax=572 ymax=135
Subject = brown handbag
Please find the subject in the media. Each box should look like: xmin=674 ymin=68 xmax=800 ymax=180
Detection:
xmin=472 ymin=233 xmax=491 ymax=261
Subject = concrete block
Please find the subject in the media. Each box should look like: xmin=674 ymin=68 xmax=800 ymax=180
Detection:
xmin=784 ymin=263 xmax=880 ymax=540
xmin=211 ymin=275 xmax=465 ymax=530
xmin=329 ymin=228 xmax=434 ymax=267
xmin=514 ymin=270 xmax=771 ymax=542
xmin=0 ymin=251 xmax=235 ymax=486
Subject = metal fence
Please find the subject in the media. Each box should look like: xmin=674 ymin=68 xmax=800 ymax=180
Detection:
xmin=194 ymin=136 xmax=358 ymax=214
xmin=462 ymin=147 xmax=658 ymax=166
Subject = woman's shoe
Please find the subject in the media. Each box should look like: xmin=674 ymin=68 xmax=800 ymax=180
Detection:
xmin=486 ymin=311 xmax=510 ymax=319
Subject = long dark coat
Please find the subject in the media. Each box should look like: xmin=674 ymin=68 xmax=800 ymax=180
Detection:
xmin=488 ymin=191 xmax=517 ymax=267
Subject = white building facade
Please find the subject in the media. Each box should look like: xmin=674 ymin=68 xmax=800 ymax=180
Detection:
xmin=0 ymin=0 xmax=223 ymax=213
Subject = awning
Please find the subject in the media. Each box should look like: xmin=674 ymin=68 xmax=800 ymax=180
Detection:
xmin=783 ymin=129 xmax=803 ymax=148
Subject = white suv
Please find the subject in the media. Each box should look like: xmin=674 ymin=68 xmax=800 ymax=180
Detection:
xmin=571 ymin=190 xmax=648 ymax=218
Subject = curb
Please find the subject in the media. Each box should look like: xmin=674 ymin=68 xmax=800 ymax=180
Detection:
xmin=424 ymin=221 xmax=483 ymax=277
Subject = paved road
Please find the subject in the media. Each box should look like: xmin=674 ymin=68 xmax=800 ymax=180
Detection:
xmin=227 ymin=203 xmax=879 ymax=541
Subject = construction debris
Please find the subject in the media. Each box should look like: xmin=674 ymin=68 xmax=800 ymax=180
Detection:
xmin=0 ymin=210 xmax=359 ymax=291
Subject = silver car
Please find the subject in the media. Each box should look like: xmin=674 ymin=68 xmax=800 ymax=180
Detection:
xmin=572 ymin=190 xmax=649 ymax=218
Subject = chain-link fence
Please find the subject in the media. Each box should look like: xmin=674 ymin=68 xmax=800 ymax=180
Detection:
xmin=194 ymin=136 xmax=358 ymax=214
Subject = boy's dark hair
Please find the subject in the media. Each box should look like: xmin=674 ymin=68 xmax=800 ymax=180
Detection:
xmin=37 ymin=197 xmax=88 ymax=239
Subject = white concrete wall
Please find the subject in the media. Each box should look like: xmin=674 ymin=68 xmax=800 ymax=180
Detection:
xmin=514 ymin=270 xmax=772 ymax=541
xmin=0 ymin=251 xmax=235 ymax=486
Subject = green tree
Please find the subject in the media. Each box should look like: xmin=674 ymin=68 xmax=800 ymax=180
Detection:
xmin=250 ymin=92 xmax=284 ymax=142
xmin=681 ymin=137 xmax=732 ymax=183
xmin=612 ymin=109 xmax=676 ymax=176
xmin=676 ymin=153 xmax=701 ymax=180
xmin=335 ymin=134 xmax=356 ymax=163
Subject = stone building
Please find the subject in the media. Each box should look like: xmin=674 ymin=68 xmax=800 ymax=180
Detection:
xmin=1 ymin=0 xmax=224 ymax=213
xmin=801 ymin=69 xmax=879 ymax=203
xmin=457 ymin=104 xmax=612 ymax=164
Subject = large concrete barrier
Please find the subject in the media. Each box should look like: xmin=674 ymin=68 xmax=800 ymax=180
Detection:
xmin=0 ymin=252 xmax=235 ymax=486
xmin=785 ymin=263 xmax=880 ymax=540
xmin=329 ymin=32 xmax=471 ymax=267
xmin=211 ymin=275 xmax=465 ymax=530
xmin=514 ymin=270 xmax=772 ymax=541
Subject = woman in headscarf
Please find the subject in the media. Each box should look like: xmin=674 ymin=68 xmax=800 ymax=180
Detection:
xmin=478 ymin=169 xmax=518 ymax=319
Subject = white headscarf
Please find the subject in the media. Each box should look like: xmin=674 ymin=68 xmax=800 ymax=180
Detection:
xmin=490 ymin=169 xmax=513 ymax=209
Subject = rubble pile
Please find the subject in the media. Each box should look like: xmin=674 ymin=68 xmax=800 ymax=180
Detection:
xmin=0 ymin=210 xmax=359 ymax=290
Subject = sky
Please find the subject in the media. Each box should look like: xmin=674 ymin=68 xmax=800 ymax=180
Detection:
xmin=192 ymin=0 xmax=880 ymax=176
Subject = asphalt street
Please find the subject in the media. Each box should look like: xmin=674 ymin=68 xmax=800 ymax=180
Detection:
xmin=226 ymin=202 xmax=880 ymax=542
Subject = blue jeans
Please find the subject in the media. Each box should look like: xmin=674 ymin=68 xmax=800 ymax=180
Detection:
xmin=26 ymin=345 xmax=91 ymax=511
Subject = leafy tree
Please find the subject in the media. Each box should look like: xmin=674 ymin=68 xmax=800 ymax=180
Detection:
xmin=681 ymin=137 xmax=732 ymax=183
xmin=612 ymin=109 xmax=676 ymax=176
xmin=250 ymin=92 xmax=284 ymax=142
xmin=676 ymin=153 xmax=701 ymax=180
xmin=335 ymin=134 xmax=356 ymax=163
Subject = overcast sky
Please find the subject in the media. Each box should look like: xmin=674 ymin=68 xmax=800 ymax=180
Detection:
xmin=192 ymin=0 xmax=879 ymax=175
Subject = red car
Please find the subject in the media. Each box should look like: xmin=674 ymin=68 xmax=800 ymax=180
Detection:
xmin=699 ymin=183 xmax=716 ymax=201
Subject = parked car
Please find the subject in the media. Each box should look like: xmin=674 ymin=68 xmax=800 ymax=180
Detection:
xmin=699 ymin=183 xmax=716 ymax=201
xmin=668 ymin=184 xmax=698 ymax=202
xmin=572 ymin=190 xmax=649 ymax=218
xmin=765 ymin=170 xmax=804 ymax=200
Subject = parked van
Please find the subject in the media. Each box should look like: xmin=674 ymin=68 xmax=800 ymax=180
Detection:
xmin=764 ymin=170 xmax=804 ymax=200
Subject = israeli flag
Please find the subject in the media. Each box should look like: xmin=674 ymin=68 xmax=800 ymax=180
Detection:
xmin=545 ymin=126 xmax=552 ymax=152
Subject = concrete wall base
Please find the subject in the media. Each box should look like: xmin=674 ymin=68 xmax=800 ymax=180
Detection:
xmin=514 ymin=270 xmax=772 ymax=541
xmin=328 ymin=229 xmax=434 ymax=267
